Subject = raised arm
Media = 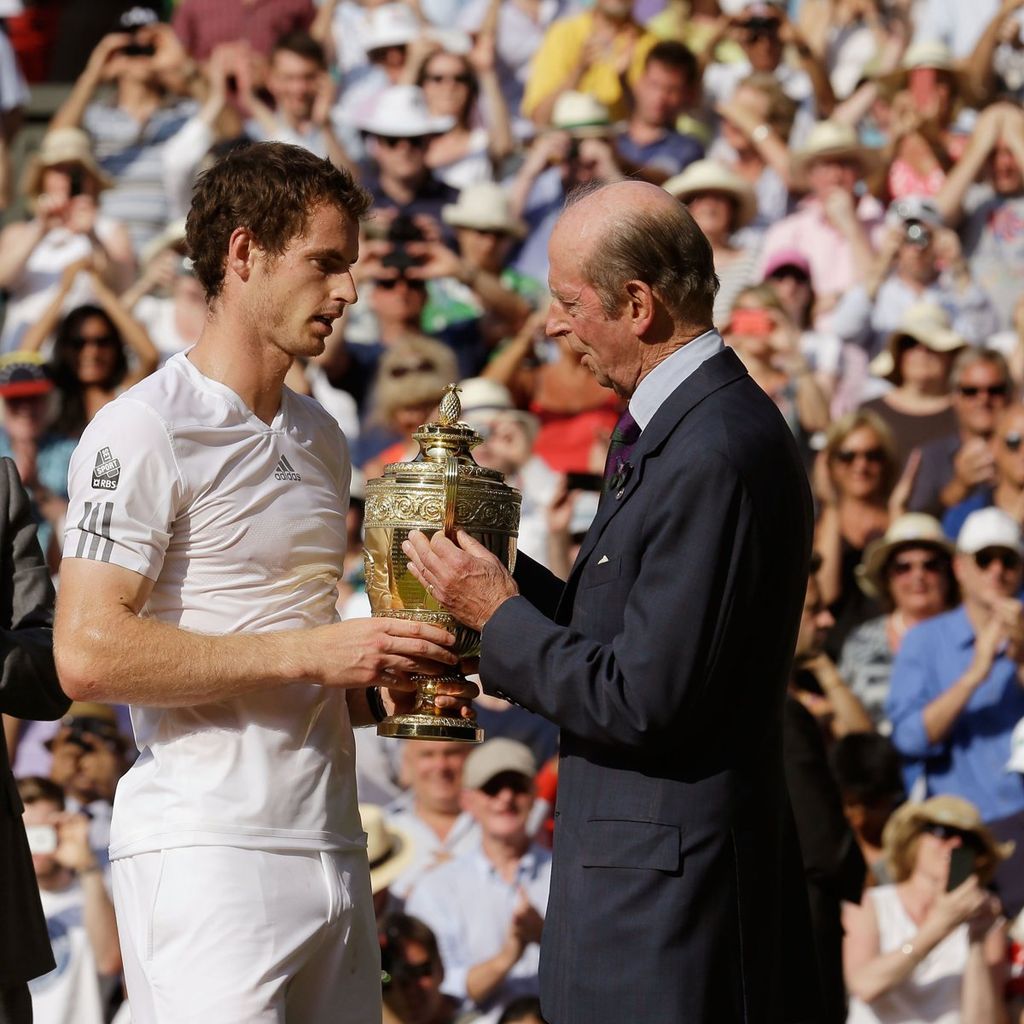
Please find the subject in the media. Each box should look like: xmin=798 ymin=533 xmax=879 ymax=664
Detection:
xmin=87 ymin=273 xmax=161 ymax=385
xmin=50 ymin=33 xmax=134 ymax=131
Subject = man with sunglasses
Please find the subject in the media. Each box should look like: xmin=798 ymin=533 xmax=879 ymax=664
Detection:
xmin=888 ymin=506 xmax=1024 ymax=917
xmin=908 ymin=349 xmax=1012 ymax=518
xmin=405 ymin=739 xmax=550 ymax=1024
xmin=943 ymin=401 xmax=1024 ymax=539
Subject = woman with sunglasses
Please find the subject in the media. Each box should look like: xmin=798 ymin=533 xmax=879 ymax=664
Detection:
xmin=840 ymin=514 xmax=958 ymax=733
xmin=20 ymin=256 xmax=158 ymax=437
xmin=860 ymin=303 xmax=963 ymax=472
xmin=843 ymin=795 xmax=1010 ymax=1024
xmin=815 ymin=410 xmax=899 ymax=658
xmin=412 ymin=38 xmax=514 ymax=188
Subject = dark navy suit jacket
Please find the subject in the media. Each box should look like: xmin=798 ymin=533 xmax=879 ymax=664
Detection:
xmin=480 ymin=348 xmax=822 ymax=1023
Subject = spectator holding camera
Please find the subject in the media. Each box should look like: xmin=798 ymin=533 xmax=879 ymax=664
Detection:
xmin=842 ymin=795 xmax=1009 ymax=1024
xmin=832 ymin=196 xmax=998 ymax=364
xmin=47 ymin=703 xmax=130 ymax=871
xmin=19 ymin=775 xmax=121 ymax=1024
xmin=0 ymin=129 xmax=134 ymax=353
xmin=49 ymin=7 xmax=198 ymax=255
xmin=723 ymin=284 xmax=831 ymax=441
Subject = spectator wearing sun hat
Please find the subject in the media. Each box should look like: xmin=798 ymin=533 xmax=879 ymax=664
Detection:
xmin=417 ymin=183 xmax=539 ymax=342
xmin=858 ymin=302 xmax=964 ymax=471
xmin=758 ymin=120 xmax=885 ymax=333
xmin=356 ymin=84 xmax=459 ymax=235
xmin=839 ymin=514 xmax=957 ymax=733
xmin=0 ymin=353 xmax=76 ymax=564
xmin=888 ymin=506 xmax=1024 ymax=914
xmin=664 ymin=158 xmax=760 ymax=328
xmin=360 ymin=803 xmax=416 ymax=920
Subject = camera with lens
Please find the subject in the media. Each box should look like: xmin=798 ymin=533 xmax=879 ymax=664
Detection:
xmin=381 ymin=213 xmax=426 ymax=273
xmin=118 ymin=6 xmax=158 ymax=57
xmin=743 ymin=15 xmax=780 ymax=37
xmin=904 ymin=221 xmax=933 ymax=249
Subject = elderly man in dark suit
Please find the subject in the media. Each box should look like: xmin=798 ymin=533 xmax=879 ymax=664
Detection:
xmin=0 ymin=458 xmax=66 ymax=1024
xmin=404 ymin=180 xmax=821 ymax=1024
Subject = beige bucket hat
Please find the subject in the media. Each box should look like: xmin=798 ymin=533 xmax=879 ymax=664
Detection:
xmin=663 ymin=159 xmax=758 ymax=229
xmin=869 ymin=302 xmax=966 ymax=383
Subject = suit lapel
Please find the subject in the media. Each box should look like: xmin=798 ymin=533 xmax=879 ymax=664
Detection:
xmin=555 ymin=348 xmax=748 ymax=621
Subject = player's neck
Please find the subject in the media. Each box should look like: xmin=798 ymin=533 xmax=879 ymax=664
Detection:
xmin=189 ymin=324 xmax=291 ymax=426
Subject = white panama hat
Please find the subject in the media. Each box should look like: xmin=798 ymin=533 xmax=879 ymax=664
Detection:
xmin=663 ymin=159 xmax=758 ymax=229
xmin=357 ymin=84 xmax=455 ymax=138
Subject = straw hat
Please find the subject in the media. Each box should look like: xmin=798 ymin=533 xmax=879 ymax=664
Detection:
xmin=357 ymin=85 xmax=455 ymax=138
xmin=883 ymin=795 xmax=1014 ymax=885
xmin=442 ymin=183 xmax=526 ymax=238
xmin=361 ymin=804 xmax=416 ymax=894
xmin=140 ymin=217 xmax=188 ymax=268
xmin=551 ymin=91 xmax=612 ymax=138
xmin=855 ymin=513 xmax=953 ymax=600
xmin=868 ymin=302 xmax=966 ymax=382
xmin=372 ymin=336 xmax=459 ymax=426
xmin=791 ymin=119 xmax=877 ymax=179
xmin=876 ymin=40 xmax=968 ymax=94
xmin=22 ymin=128 xmax=114 ymax=197
xmin=663 ymin=159 xmax=758 ymax=229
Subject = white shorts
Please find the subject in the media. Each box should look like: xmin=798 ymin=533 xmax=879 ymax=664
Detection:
xmin=111 ymin=846 xmax=380 ymax=1024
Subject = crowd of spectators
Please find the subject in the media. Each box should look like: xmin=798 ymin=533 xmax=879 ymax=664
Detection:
xmin=4 ymin=0 xmax=1024 ymax=1020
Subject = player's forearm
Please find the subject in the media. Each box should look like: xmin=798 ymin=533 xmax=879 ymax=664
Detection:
xmin=55 ymin=601 xmax=310 ymax=706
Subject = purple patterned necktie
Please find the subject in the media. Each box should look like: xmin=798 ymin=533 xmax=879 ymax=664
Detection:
xmin=603 ymin=408 xmax=641 ymax=493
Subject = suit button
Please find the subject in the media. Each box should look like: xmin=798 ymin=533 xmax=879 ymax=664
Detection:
xmin=553 ymin=810 xmax=560 ymax=818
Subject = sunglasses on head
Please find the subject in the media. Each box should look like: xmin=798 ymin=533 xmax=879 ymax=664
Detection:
xmin=974 ymin=547 xmax=1022 ymax=572
xmin=834 ymin=447 xmax=886 ymax=465
xmin=921 ymin=822 xmax=984 ymax=851
xmin=958 ymin=383 xmax=1009 ymax=399
xmin=888 ymin=554 xmax=945 ymax=576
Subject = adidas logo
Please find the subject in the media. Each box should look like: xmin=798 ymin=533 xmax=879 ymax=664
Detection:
xmin=274 ymin=455 xmax=301 ymax=482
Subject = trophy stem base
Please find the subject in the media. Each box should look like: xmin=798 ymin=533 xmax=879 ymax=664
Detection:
xmin=376 ymin=673 xmax=484 ymax=743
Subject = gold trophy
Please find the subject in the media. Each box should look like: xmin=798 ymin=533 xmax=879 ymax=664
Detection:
xmin=363 ymin=384 xmax=522 ymax=742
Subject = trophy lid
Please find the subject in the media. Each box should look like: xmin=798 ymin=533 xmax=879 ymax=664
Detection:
xmin=409 ymin=383 xmax=489 ymax=467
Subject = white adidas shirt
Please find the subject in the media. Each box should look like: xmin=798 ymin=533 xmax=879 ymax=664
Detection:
xmin=63 ymin=352 xmax=363 ymax=860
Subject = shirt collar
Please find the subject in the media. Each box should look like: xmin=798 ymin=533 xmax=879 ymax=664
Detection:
xmin=629 ymin=328 xmax=724 ymax=430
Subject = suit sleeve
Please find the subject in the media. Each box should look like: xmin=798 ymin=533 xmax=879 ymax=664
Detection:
xmin=480 ymin=446 xmax=752 ymax=749
xmin=0 ymin=458 xmax=65 ymax=721
xmin=511 ymin=550 xmax=564 ymax=621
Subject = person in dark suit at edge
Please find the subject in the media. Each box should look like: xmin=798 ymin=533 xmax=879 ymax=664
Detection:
xmin=0 ymin=456 xmax=67 ymax=1024
xmin=403 ymin=179 xmax=822 ymax=1024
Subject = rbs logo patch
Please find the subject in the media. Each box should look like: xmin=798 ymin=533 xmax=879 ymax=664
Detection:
xmin=92 ymin=447 xmax=121 ymax=491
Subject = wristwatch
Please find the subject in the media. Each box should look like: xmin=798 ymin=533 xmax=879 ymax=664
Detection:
xmin=751 ymin=124 xmax=771 ymax=143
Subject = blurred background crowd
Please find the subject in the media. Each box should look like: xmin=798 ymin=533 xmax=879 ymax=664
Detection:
xmin=5 ymin=0 xmax=1024 ymax=1021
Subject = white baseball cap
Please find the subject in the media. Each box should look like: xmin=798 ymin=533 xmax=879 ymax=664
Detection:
xmin=956 ymin=507 xmax=1024 ymax=557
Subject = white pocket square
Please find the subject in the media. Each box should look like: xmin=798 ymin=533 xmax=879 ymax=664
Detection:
xmin=597 ymin=554 xmax=610 ymax=564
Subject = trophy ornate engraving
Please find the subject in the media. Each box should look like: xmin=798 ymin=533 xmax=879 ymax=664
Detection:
xmin=363 ymin=384 xmax=522 ymax=742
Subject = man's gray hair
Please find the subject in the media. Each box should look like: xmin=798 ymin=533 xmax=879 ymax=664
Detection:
xmin=565 ymin=183 xmax=719 ymax=329
xmin=949 ymin=347 xmax=1011 ymax=392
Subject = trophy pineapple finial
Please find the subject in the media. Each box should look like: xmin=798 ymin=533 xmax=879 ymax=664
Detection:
xmin=438 ymin=384 xmax=461 ymax=426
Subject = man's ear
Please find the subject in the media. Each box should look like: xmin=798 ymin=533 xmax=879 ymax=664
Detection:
xmin=225 ymin=226 xmax=257 ymax=285
xmin=624 ymin=279 xmax=656 ymax=337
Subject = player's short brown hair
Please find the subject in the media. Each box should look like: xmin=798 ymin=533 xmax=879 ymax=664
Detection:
xmin=186 ymin=142 xmax=372 ymax=302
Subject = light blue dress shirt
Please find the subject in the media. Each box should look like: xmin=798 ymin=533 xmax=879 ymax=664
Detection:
xmin=629 ymin=329 xmax=725 ymax=431
xmin=887 ymin=606 xmax=1024 ymax=822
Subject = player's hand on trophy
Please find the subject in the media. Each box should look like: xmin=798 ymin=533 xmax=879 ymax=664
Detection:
xmin=381 ymin=678 xmax=479 ymax=719
xmin=402 ymin=529 xmax=519 ymax=632
xmin=309 ymin=617 xmax=458 ymax=688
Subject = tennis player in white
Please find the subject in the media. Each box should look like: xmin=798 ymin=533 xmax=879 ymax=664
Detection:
xmin=54 ymin=143 xmax=460 ymax=1023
